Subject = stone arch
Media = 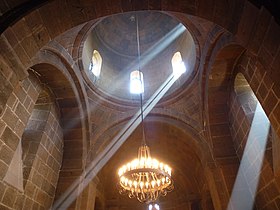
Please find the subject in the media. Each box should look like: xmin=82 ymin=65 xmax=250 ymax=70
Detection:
xmin=201 ymin=28 xmax=244 ymax=154
xmin=35 ymin=41 xmax=91 ymax=152
xmin=1 ymin=0 xmax=245 ymax=39
xmin=28 ymin=50 xmax=90 ymax=206
xmin=21 ymin=85 xmax=64 ymax=209
xmin=95 ymin=114 xmax=216 ymax=209
xmin=235 ymin=52 xmax=280 ymax=136
xmin=206 ymin=42 xmax=244 ymax=153
xmin=231 ymin=72 xmax=275 ymax=161
xmin=3 ymin=0 xmax=278 ymax=86
xmin=0 ymin=70 xmax=64 ymax=209
xmin=226 ymin=71 xmax=280 ymax=209
xmin=0 ymin=57 xmax=16 ymax=116
xmin=0 ymin=72 xmax=41 ymax=185
xmin=0 ymin=1 xmax=280 ymax=209
xmin=22 ymin=88 xmax=58 ymax=189
xmin=201 ymin=29 xmax=245 ymax=208
xmin=1 ymin=1 xmax=279 ymax=97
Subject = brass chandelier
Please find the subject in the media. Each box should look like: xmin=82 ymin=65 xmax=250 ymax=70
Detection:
xmin=117 ymin=14 xmax=174 ymax=204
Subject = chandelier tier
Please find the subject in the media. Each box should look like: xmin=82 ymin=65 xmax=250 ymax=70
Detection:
xmin=117 ymin=14 xmax=174 ymax=204
xmin=118 ymin=145 xmax=173 ymax=203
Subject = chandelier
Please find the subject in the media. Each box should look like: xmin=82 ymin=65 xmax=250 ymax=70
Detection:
xmin=117 ymin=14 xmax=174 ymax=204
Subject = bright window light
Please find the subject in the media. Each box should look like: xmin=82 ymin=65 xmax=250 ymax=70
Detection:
xmin=149 ymin=203 xmax=160 ymax=210
xmin=172 ymin=51 xmax=186 ymax=79
xmin=89 ymin=50 xmax=102 ymax=78
xmin=130 ymin=70 xmax=144 ymax=94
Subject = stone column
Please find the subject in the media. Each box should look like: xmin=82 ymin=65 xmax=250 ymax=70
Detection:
xmin=75 ymin=177 xmax=98 ymax=210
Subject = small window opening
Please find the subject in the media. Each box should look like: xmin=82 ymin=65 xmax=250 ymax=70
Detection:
xmin=89 ymin=50 xmax=102 ymax=78
xmin=130 ymin=70 xmax=144 ymax=94
xmin=172 ymin=52 xmax=186 ymax=79
xmin=149 ymin=203 xmax=160 ymax=210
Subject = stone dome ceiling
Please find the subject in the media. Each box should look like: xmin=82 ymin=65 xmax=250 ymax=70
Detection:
xmin=95 ymin=12 xmax=181 ymax=57
xmin=82 ymin=11 xmax=197 ymax=104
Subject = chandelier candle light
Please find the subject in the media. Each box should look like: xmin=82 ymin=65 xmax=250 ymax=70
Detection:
xmin=117 ymin=14 xmax=174 ymax=204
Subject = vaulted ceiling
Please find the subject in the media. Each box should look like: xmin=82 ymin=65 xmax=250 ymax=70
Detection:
xmin=1 ymin=0 xmax=280 ymax=209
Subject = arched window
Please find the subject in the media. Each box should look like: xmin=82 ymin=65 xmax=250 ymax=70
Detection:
xmin=130 ymin=70 xmax=144 ymax=94
xmin=171 ymin=52 xmax=186 ymax=79
xmin=89 ymin=50 xmax=102 ymax=78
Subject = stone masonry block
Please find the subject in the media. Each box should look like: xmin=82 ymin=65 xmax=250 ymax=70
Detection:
xmin=263 ymin=20 xmax=280 ymax=58
xmin=2 ymin=187 xmax=17 ymax=207
xmin=15 ymin=102 xmax=30 ymax=125
xmin=14 ymin=85 xmax=26 ymax=104
xmin=248 ymin=8 xmax=271 ymax=54
xmin=0 ymin=204 xmax=11 ymax=210
xmin=0 ymin=160 xmax=8 ymax=179
xmin=236 ymin=1 xmax=258 ymax=46
xmin=2 ymin=27 xmax=18 ymax=49
xmin=0 ymin=145 xmax=14 ymax=165
xmin=264 ymin=91 xmax=278 ymax=116
xmin=0 ymin=35 xmax=27 ymax=79
xmin=6 ymin=93 xmax=17 ymax=110
xmin=23 ymin=96 xmax=32 ymax=109
xmin=22 ymin=197 xmax=33 ymax=209
xmin=0 ymin=179 xmax=7 ymax=200
xmin=2 ymin=107 xmax=18 ymax=130
xmin=24 ymin=181 xmax=37 ymax=198
xmin=13 ymin=193 xmax=24 ymax=209
xmin=14 ymin=120 xmax=25 ymax=137
xmin=20 ymin=35 xmax=39 ymax=59
xmin=11 ymin=19 xmax=32 ymax=43
xmin=0 ymin=120 xmax=6 ymax=136
xmin=1 ymin=126 xmax=19 ymax=151
xmin=27 ymin=84 xmax=39 ymax=103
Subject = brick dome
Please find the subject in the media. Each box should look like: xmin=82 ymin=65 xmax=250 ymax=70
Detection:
xmin=82 ymin=11 xmax=197 ymax=104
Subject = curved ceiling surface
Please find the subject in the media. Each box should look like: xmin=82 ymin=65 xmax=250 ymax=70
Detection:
xmin=82 ymin=11 xmax=196 ymax=104
xmin=97 ymin=120 xmax=206 ymax=209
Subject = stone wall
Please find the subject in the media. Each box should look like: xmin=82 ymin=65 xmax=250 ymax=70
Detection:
xmin=22 ymin=101 xmax=63 ymax=209
xmin=0 ymin=74 xmax=63 ymax=209
xmin=229 ymin=73 xmax=280 ymax=209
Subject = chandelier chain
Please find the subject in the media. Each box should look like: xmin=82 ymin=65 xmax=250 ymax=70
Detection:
xmin=117 ymin=13 xmax=174 ymax=204
xmin=136 ymin=14 xmax=146 ymax=146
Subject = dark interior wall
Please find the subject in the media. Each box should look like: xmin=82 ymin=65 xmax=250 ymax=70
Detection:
xmin=228 ymin=73 xmax=280 ymax=209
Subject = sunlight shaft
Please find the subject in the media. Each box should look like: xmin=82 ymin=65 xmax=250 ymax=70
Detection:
xmin=53 ymin=72 xmax=181 ymax=209
xmin=227 ymin=103 xmax=270 ymax=210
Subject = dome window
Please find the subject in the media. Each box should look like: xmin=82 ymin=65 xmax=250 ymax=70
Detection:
xmin=89 ymin=50 xmax=102 ymax=78
xmin=172 ymin=52 xmax=186 ymax=79
xmin=130 ymin=70 xmax=144 ymax=94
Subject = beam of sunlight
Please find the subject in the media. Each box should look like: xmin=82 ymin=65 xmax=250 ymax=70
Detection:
xmin=107 ymin=24 xmax=186 ymax=95
xmin=135 ymin=24 xmax=186 ymax=69
xmin=53 ymin=23 xmax=187 ymax=209
xmin=53 ymin=70 xmax=185 ymax=209
xmin=227 ymin=103 xmax=270 ymax=210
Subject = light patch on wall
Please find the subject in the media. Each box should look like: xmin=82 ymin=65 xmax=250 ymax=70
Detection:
xmin=4 ymin=142 xmax=23 ymax=191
